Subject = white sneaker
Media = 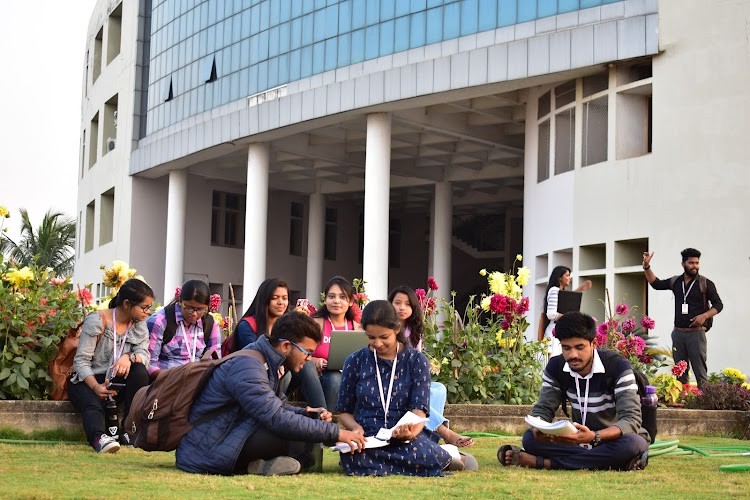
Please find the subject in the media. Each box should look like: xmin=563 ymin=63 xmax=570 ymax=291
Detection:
xmin=95 ymin=434 xmax=121 ymax=454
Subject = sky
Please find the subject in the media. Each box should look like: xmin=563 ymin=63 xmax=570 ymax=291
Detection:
xmin=0 ymin=1 xmax=98 ymax=242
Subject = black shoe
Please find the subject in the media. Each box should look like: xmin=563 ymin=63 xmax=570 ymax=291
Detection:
xmin=119 ymin=432 xmax=132 ymax=447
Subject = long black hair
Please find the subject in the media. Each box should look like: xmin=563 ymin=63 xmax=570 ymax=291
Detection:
xmin=165 ymin=279 xmax=210 ymax=308
xmin=312 ymin=276 xmax=356 ymax=322
xmin=108 ymin=278 xmax=154 ymax=309
xmin=387 ymin=285 xmax=423 ymax=349
xmin=234 ymin=278 xmax=288 ymax=336
xmin=361 ymin=300 xmax=407 ymax=344
xmin=542 ymin=265 xmax=571 ymax=329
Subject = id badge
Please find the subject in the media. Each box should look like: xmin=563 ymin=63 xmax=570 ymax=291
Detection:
xmin=681 ymin=303 xmax=689 ymax=315
xmin=375 ymin=428 xmax=392 ymax=441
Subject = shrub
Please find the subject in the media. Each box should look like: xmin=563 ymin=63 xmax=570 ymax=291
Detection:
xmin=685 ymin=382 xmax=750 ymax=411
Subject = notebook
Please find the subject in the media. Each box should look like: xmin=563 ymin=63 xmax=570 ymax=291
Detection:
xmin=326 ymin=330 xmax=369 ymax=371
xmin=557 ymin=290 xmax=583 ymax=314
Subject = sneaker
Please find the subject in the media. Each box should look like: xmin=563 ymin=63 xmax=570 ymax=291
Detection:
xmin=94 ymin=434 xmax=121 ymax=454
xmin=246 ymin=456 xmax=301 ymax=476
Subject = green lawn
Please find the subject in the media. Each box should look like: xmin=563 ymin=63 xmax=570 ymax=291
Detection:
xmin=1 ymin=435 xmax=748 ymax=498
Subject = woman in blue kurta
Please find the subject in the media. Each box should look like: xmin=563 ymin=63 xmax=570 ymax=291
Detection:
xmin=336 ymin=300 xmax=452 ymax=476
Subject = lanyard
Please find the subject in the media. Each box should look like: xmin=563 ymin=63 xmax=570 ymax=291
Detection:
xmin=682 ymin=279 xmax=697 ymax=304
xmin=111 ymin=309 xmax=130 ymax=367
xmin=179 ymin=322 xmax=200 ymax=362
xmin=573 ymin=376 xmax=591 ymax=427
xmin=327 ymin=317 xmax=350 ymax=331
xmin=373 ymin=343 xmax=399 ymax=429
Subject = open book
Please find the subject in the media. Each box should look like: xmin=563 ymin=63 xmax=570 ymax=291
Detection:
xmin=524 ymin=415 xmax=578 ymax=436
xmin=331 ymin=411 xmax=428 ymax=452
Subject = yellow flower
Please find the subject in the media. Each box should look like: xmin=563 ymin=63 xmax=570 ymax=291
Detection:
xmin=480 ymin=296 xmax=491 ymax=311
xmin=516 ymin=266 xmax=531 ymax=287
xmin=496 ymin=331 xmax=517 ymax=349
xmin=488 ymin=271 xmax=506 ymax=295
xmin=428 ymin=357 xmax=441 ymax=375
xmin=4 ymin=266 xmax=35 ymax=287
xmin=516 ymin=254 xmax=523 ymax=261
xmin=210 ymin=312 xmax=226 ymax=328
xmin=743 ymin=382 xmax=750 ymax=390
xmin=0 ymin=205 xmax=9 ymax=218
xmin=479 ymin=268 xmax=487 ymax=276
xmin=722 ymin=368 xmax=747 ymax=381
xmin=97 ymin=301 xmax=109 ymax=310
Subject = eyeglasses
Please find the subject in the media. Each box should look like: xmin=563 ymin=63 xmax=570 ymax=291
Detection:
xmin=181 ymin=303 xmax=208 ymax=316
xmin=280 ymin=338 xmax=314 ymax=360
xmin=135 ymin=303 xmax=152 ymax=313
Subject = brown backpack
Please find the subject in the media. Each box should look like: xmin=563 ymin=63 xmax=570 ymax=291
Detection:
xmin=124 ymin=349 xmax=265 ymax=452
xmin=49 ymin=311 xmax=106 ymax=400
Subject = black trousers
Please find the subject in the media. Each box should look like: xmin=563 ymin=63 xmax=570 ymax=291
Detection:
xmin=671 ymin=328 xmax=708 ymax=388
xmin=68 ymin=363 xmax=149 ymax=445
xmin=522 ymin=429 xmax=648 ymax=470
xmin=233 ymin=426 xmax=320 ymax=474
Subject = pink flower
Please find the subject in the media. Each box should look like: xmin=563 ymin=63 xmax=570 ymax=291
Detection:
xmin=672 ymin=360 xmax=688 ymax=377
xmin=174 ymin=287 xmax=182 ymax=300
xmin=40 ymin=297 xmax=47 ymax=306
xmin=50 ymin=277 xmax=65 ymax=286
xmin=427 ymin=276 xmax=439 ymax=291
xmin=595 ymin=331 xmax=608 ymax=347
xmin=615 ymin=303 xmax=629 ymax=316
xmin=77 ymin=287 xmax=94 ymax=307
xmin=515 ymin=296 xmax=530 ymax=315
xmin=641 ymin=316 xmax=655 ymax=330
xmin=621 ymin=318 xmax=636 ymax=333
xmin=596 ymin=322 xmax=609 ymax=337
xmin=351 ymin=302 xmax=362 ymax=323
xmin=209 ymin=294 xmax=222 ymax=313
xmin=638 ymin=354 xmax=653 ymax=364
xmin=415 ymin=288 xmax=426 ymax=301
xmin=424 ymin=297 xmax=437 ymax=315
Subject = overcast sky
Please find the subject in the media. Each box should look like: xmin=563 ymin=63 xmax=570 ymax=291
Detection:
xmin=0 ymin=1 xmax=97 ymax=242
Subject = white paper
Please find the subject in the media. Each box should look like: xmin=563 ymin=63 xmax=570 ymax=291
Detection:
xmin=331 ymin=411 xmax=429 ymax=452
xmin=330 ymin=436 xmax=390 ymax=453
xmin=524 ymin=415 xmax=578 ymax=436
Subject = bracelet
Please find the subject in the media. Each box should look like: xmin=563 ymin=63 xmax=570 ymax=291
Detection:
xmin=591 ymin=430 xmax=601 ymax=447
xmin=643 ymin=266 xmax=650 ymax=270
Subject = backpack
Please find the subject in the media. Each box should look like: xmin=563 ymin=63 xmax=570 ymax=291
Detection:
xmin=669 ymin=275 xmax=712 ymax=331
xmin=555 ymin=349 xmax=657 ymax=444
xmin=162 ymin=303 xmax=215 ymax=348
xmin=49 ymin=311 xmax=106 ymax=401
xmin=220 ymin=315 xmax=257 ymax=355
xmin=124 ymin=348 xmax=265 ymax=452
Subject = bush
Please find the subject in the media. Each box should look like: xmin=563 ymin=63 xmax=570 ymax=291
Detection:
xmin=685 ymin=382 xmax=750 ymax=411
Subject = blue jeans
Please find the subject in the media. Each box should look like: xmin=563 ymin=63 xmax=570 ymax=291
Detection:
xmin=296 ymin=361 xmax=342 ymax=410
xmin=427 ymin=382 xmax=448 ymax=432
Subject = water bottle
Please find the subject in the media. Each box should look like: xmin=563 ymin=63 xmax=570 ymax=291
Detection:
xmin=641 ymin=385 xmax=658 ymax=407
xmin=105 ymin=396 xmax=119 ymax=437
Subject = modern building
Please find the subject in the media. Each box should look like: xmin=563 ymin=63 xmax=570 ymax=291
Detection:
xmin=75 ymin=0 xmax=749 ymax=375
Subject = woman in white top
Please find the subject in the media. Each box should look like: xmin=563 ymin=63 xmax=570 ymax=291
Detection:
xmin=540 ymin=266 xmax=591 ymax=356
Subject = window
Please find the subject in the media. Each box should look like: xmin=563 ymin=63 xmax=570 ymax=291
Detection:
xmin=99 ymin=188 xmax=114 ymax=245
xmin=324 ymin=207 xmax=337 ymax=261
xmin=107 ymin=3 xmax=122 ymax=64
xmin=582 ymin=96 xmax=608 ymax=167
xmin=289 ymin=201 xmax=304 ymax=256
xmin=554 ymin=108 xmax=574 ymax=175
xmin=89 ymin=112 xmax=99 ymax=168
xmin=616 ymin=61 xmax=653 ymax=160
xmin=85 ymin=200 xmax=95 ymax=252
xmin=93 ymin=27 xmax=103 ymax=83
xmin=80 ymin=130 xmax=86 ymax=179
xmin=102 ymin=94 xmax=118 ymax=156
xmin=211 ymin=191 xmax=245 ymax=248
xmin=537 ymin=119 xmax=550 ymax=182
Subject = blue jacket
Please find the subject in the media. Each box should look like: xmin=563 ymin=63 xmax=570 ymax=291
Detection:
xmin=175 ymin=336 xmax=340 ymax=474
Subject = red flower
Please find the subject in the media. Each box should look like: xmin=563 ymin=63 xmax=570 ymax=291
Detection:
xmin=514 ymin=297 xmax=530 ymax=315
xmin=489 ymin=294 xmax=508 ymax=315
xmin=174 ymin=287 xmax=182 ymax=300
xmin=672 ymin=360 xmax=688 ymax=377
xmin=427 ymin=276 xmax=439 ymax=291
xmin=209 ymin=294 xmax=222 ymax=313
xmin=350 ymin=302 xmax=362 ymax=323
xmin=595 ymin=331 xmax=608 ymax=347
xmin=40 ymin=297 xmax=47 ymax=306
xmin=77 ymin=287 xmax=94 ymax=307
xmin=615 ymin=303 xmax=629 ymax=316
xmin=641 ymin=316 xmax=655 ymax=330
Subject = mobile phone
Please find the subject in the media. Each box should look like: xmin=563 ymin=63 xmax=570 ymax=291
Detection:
xmin=305 ymin=409 xmax=323 ymax=419
xmin=107 ymin=381 xmax=126 ymax=390
xmin=296 ymin=298 xmax=309 ymax=309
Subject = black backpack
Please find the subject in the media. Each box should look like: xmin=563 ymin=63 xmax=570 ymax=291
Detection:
xmin=162 ymin=303 xmax=215 ymax=351
xmin=555 ymin=349 xmax=657 ymax=444
xmin=669 ymin=275 xmax=712 ymax=331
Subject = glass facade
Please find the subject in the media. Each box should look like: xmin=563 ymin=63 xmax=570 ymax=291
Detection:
xmin=147 ymin=0 xmax=622 ymax=133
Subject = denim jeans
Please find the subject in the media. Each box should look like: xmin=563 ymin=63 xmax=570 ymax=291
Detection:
xmin=295 ymin=361 xmax=342 ymax=410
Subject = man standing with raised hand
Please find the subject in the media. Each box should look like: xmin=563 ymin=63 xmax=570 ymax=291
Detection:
xmin=643 ymin=248 xmax=723 ymax=388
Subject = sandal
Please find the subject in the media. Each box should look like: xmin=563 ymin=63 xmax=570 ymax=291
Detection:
xmin=497 ymin=444 xmax=522 ymax=466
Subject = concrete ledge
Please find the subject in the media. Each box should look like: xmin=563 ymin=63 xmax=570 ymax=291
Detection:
xmin=1 ymin=401 xmax=747 ymax=439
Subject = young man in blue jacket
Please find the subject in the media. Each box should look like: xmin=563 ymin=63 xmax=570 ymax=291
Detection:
xmin=176 ymin=311 xmax=365 ymax=476
xmin=499 ymin=312 xmax=650 ymax=470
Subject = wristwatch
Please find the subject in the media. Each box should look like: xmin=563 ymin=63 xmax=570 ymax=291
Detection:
xmin=591 ymin=431 xmax=601 ymax=447
xmin=129 ymin=352 xmax=137 ymax=364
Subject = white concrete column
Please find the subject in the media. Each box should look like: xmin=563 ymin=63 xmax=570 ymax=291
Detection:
xmin=163 ymin=169 xmax=187 ymax=303
xmin=306 ymin=191 xmax=325 ymax=300
xmin=362 ymin=113 xmax=392 ymax=300
xmin=242 ymin=143 xmax=270 ymax=312
xmin=431 ymin=180 xmax=453 ymax=302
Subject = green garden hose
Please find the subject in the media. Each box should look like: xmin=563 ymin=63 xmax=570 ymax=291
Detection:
xmin=719 ymin=463 xmax=750 ymax=472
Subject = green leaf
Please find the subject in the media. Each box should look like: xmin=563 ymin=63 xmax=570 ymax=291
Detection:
xmin=16 ymin=375 xmax=29 ymax=390
xmin=12 ymin=356 xmax=25 ymax=364
xmin=0 ymin=368 xmax=10 ymax=381
xmin=20 ymin=363 xmax=30 ymax=378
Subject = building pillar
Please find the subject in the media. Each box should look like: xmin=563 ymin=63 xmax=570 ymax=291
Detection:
xmin=362 ymin=113 xmax=392 ymax=300
xmin=306 ymin=191 xmax=325 ymax=300
xmin=431 ymin=180 xmax=452 ymax=302
xmin=242 ymin=143 xmax=270 ymax=312
xmin=163 ymin=169 xmax=187 ymax=303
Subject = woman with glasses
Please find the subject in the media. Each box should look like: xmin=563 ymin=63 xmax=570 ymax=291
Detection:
xmin=296 ymin=276 xmax=362 ymax=410
xmin=146 ymin=280 xmax=222 ymax=379
xmin=68 ymin=278 xmax=154 ymax=454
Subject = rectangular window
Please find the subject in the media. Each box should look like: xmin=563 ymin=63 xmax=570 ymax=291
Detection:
xmin=106 ymin=3 xmax=122 ymax=64
xmin=537 ymin=119 xmax=550 ymax=182
xmin=80 ymin=130 xmax=86 ymax=179
xmin=85 ymin=200 xmax=95 ymax=252
xmin=211 ymin=191 xmax=245 ymax=248
xmin=582 ymin=96 xmax=609 ymax=167
xmin=99 ymin=188 xmax=115 ymax=245
xmin=102 ymin=94 xmax=118 ymax=156
xmin=93 ymin=27 xmax=103 ymax=83
xmin=89 ymin=112 xmax=99 ymax=168
xmin=554 ymin=109 xmax=575 ymax=175
xmin=289 ymin=201 xmax=304 ymax=256
xmin=324 ymin=207 xmax=337 ymax=261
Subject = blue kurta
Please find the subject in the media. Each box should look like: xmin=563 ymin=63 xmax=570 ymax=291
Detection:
xmin=336 ymin=345 xmax=451 ymax=476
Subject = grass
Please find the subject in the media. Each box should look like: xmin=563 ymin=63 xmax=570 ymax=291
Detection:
xmin=1 ymin=434 xmax=749 ymax=498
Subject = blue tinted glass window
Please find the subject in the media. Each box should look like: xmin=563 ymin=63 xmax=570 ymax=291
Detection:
xmin=270 ymin=0 xmax=280 ymax=26
xmin=292 ymin=0 xmax=302 ymax=18
xmin=351 ymin=28 xmax=365 ymax=63
xmin=325 ymin=5 xmax=338 ymax=38
xmin=324 ymin=38 xmax=337 ymax=70
xmin=259 ymin=30 xmax=269 ymax=60
xmin=240 ymin=39 xmax=250 ymax=68
xmin=394 ymin=16 xmax=409 ymax=52
xmin=260 ymin=1 xmax=270 ymax=30
xmin=290 ymin=18 xmax=302 ymax=48
xmin=338 ymin=33 xmax=351 ymax=66
xmin=208 ymin=1 xmax=216 ymax=24
xmin=289 ymin=49 xmax=301 ymax=81
xmin=230 ymin=72 xmax=240 ymax=100
xmin=352 ymin=0 xmax=365 ymax=29
xmin=427 ymin=0 xmax=441 ymax=6
xmin=278 ymin=53 xmax=289 ymax=83
xmin=443 ymin=3 xmax=459 ymax=39
xmin=497 ymin=0 xmax=517 ymax=27
xmin=581 ymin=0 xmax=602 ymax=7
xmin=380 ymin=20 xmax=394 ymax=56
xmin=207 ymin=25 xmax=217 ymax=52
xmin=302 ymin=13 xmax=313 ymax=45
xmin=280 ymin=0 xmax=292 ymax=21
xmin=339 ymin=0 xmax=352 ymax=32
xmin=231 ymin=42 xmax=241 ymax=71
xmin=380 ymin=0 xmax=395 ymax=21
xmin=300 ymin=45 xmax=313 ymax=77
xmin=460 ymin=0 xmax=478 ymax=36
xmin=268 ymin=57 xmax=279 ymax=87
xmin=537 ymin=0 xmax=556 ymax=18
xmin=233 ymin=14 xmax=242 ymax=43
xmin=314 ymin=9 xmax=325 ymax=42
xmin=303 ymin=0 xmax=314 ymax=14
xmin=251 ymin=5 xmax=260 ymax=32
xmin=257 ymin=60 xmax=268 ymax=90
xmin=239 ymin=68 xmax=249 ymax=97
xmin=241 ymin=9 xmax=251 ymax=38
xmin=518 ymin=1 xmax=536 ymax=22
xmin=425 ymin=6 xmax=442 ymax=44
xmin=315 ymin=0 xmax=326 ymax=9
xmin=279 ymin=22 xmax=290 ymax=53
xmin=269 ymin=26 xmax=279 ymax=56
xmin=558 ymin=0 xmax=578 ymax=13
xmin=365 ymin=25 xmax=379 ymax=60
xmin=249 ymin=65 xmax=259 ymax=94
xmin=410 ymin=0 xmax=427 ymax=13
xmin=410 ymin=12 xmax=426 ymax=48
xmin=478 ymin=0 xmax=497 ymax=31
xmin=224 ymin=18 xmax=233 ymax=45
xmin=395 ymin=0 xmax=409 ymax=17
xmin=366 ymin=0 xmax=379 ymax=24
xmin=250 ymin=34 xmax=260 ymax=63
xmin=222 ymin=48 xmax=232 ymax=76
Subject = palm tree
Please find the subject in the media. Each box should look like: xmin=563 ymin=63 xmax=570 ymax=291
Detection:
xmin=0 ymin=209 xmax=76 ymax=276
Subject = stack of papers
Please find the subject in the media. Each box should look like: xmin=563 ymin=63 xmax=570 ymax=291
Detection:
xmin=331 ymin=411 xmax=428 ymax=452
xmin=524 ymin=415 xmax=578 ymax=435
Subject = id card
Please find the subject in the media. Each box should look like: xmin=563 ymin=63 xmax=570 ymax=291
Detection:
xmin=375 ymin=428 xmax=392 ymax=441
xmin=681 ymin=303 xmax=689 ymax=315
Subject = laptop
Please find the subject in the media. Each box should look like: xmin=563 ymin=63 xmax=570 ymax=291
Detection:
xmin=326 ymin=330 xmax=369 ymax=371
xmin=557 ymin=290 xmax=583 ymax=314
